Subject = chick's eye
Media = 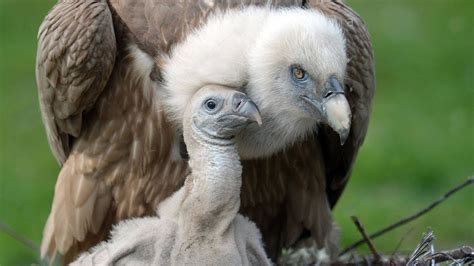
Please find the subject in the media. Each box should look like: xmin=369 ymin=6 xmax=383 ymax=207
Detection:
xmin=205 ymin=99 xmax=217 ymax=110
xmin=291 ymin=65 xmax=307 ymax=81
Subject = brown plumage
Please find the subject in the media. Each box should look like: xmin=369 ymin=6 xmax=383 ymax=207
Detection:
xmin=36 ymin=0 xmax=374 ymax=263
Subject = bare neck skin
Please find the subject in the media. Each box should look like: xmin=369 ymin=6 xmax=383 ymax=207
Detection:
xmin=179 ymin=124 xmax=242 ymax=237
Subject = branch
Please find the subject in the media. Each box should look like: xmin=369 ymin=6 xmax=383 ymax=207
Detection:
xmin=340 ymin=176 xmax=474 ymax=256
xmin=350 ymin=216 xmax=381 ymax=261
xmin=0 ymin=219 xmax=39 ymax=253
xmin=424 ymin=246 xmax=473 ymax=264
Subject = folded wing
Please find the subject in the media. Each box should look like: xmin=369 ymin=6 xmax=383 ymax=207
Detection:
xmin=36 ymin=0 xmax=116 ymax=165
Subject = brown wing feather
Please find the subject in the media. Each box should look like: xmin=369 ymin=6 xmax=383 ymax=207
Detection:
xmin=242 ymin=0 xmax=375 ymax=257
xmin=306 ymin=0 xmax=375 ymax=207
xmin=41 ymin=48 xmax=190 ymax=263
xmin=36 ymin=0 xmax=116 ymax=165
xmin=240 ymin=138 xmax=334 ymax=258
xmin=39 ymin=1 xmax=190 ymax=262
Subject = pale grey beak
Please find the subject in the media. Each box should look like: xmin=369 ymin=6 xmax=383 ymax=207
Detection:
xmin=233 ymin=94 xmax=262 ymax=126
xmin=324 ymin=94 xmax=351 ymax=145
xmin=302 ymin=76 xmax=351 ymax=145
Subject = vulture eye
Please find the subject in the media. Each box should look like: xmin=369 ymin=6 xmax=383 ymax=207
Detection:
xmin=204 ymin=99 xmax=218 ymax=111
xmin=290 ymin=65 xmax=308 ymax=82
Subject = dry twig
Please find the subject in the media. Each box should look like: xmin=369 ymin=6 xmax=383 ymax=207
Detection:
xmin=407 ymin=228 xmax=435 ymax=265
xmin=351 ymin=216 xmax=381 ymax=262
xmin=0 ymin=219 xmax=39 ymax=253
xmin=407 ymin=229 xmax=473 ymax=265
xmin=424 ymin=246 xmax=473 ymax=264
xmin=340 ymin=176 xmax=474 ymax=256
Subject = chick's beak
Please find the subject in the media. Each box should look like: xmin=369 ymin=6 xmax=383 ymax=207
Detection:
xmin=233 ymin=94 xmax=262 ymax=126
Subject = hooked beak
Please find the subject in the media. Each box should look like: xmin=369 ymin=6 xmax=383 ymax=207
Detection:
xmin=233 ymin=93 xmax=262 ymax=126
xmin=301 ymin=76 xmax=351 ymax=145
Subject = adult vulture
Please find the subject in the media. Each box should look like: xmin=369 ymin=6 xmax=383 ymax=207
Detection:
xmin=36 ymin=0 xmax=374 ymax=263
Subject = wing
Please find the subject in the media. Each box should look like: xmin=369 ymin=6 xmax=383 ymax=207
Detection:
xmin=38 ymin=1 xmax=191 ymax=263
xmin=240 ymin=138 xmax=335 ymax=258
xmin=306 ymin=0 xmax=375 ymax=207
xmin=240 ymin=0 xmax=375 ymax=258
xmin=40 ymin=44 xmax=191 ymax=263
xmin=36 ymin=0 xmax=116 ymax=165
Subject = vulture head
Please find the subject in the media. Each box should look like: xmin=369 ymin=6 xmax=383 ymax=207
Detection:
xmin=183 ymin=85 xmax=262 ymax=148
xmin=241 ymin=9 xmax=351 ymax=157
xmin=164 ymin=8 xmax=350 ymax=159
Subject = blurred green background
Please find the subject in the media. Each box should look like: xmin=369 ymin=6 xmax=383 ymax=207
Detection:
xmin=0 ymin=0 xmax=472 ymax=264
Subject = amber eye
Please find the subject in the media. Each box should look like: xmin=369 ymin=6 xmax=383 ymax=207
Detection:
xmin=291 ymin=65 xmax=308 ymax=81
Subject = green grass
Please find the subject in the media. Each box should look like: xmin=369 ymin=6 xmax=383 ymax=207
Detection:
xmin=1 ymin=1 xmax=59 ymax=264
xmin=0 ymin=0 xmax=473 ymax=265
xmin=334 ymin=0 xmax=474 ymax=255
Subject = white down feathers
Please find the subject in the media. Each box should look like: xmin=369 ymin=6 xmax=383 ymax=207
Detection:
xmin=162 ymin=7 xmax=346 ymax=129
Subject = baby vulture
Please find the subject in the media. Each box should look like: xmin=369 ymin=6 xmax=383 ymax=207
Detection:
xmin=71 ymin=86 xmax=270 ymax=266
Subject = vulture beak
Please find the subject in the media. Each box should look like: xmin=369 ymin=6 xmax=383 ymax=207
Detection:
xmin=233 ymin=93 xmax=262 ymax=126
xmin=301 ymin=76 xmax=352 ymax=145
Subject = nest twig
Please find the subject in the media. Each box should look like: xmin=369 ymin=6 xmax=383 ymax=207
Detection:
xmin=0 ymin=219 xmax=39 ymax=253
xmin=280 ymin=176 xmax=473 ymax=265
xmin=340 ymin=176 xmax=473 ymax=256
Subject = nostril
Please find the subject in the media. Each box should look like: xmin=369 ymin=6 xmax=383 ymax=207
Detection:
xmin=324 ymin=91 xmax=334 ymax=98
xmin=235 ymin=99 xmax=243 ymax=109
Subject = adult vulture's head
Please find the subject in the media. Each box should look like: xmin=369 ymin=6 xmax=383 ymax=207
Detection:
xmin=163 ymin=7 xmax=350 ymax=159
